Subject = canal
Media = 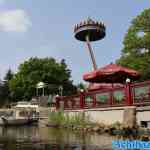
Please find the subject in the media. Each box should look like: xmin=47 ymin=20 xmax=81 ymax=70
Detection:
xmin=0 ymin=126 xmax=116 ymax=150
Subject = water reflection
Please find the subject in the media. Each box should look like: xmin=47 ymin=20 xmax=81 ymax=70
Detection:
xmin=0 ymin=126 xmax=115 ymax=150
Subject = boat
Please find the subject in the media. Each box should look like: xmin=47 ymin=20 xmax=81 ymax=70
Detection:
xmin=1 ymin=116 xmax=30 ymax=126
xmin=1 ymin=101 xmax=39 ymax=126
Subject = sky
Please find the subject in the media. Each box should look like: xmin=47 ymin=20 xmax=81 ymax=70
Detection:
xmin=0 ymin=0 xmax=149 ymax=84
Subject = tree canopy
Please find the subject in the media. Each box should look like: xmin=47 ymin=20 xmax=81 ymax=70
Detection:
xmin=117 ymin=8 xmax=150 ymax=81
xmin=0 ymin=69 xmax=14 ymax=106
xmin=9 ymin=57 xmax=77 ymax=101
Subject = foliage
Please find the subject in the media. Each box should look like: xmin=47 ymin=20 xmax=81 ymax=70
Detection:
xmin=48 ymin=110 xmax=65 ymax=126
xmin=76 ymin=82 xmax=87 ymax=92
xmin=109 ymin=121 xmax=122 ymax=129
xmin=117 ymin=8 xmax=150 ymax=81
xmin=48 ymin=110 xmax=91 ymax=127
xmin=4 ymin=69 xmax=14 ymax=82
xmin=0 ymin=69 xmax=14 ymax=106
xmin=9 ymin=57 xmax=77 ymax=101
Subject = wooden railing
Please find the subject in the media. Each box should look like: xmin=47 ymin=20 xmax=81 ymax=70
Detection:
xmin=56 ymin=81 xmax=150 ymax=110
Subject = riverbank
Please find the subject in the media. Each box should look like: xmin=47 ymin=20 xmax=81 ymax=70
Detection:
xmin=45 ymin=108 xmax=150 ymax=140
xmin=46 ymin=121 xmax=150 ymax=141
xmin=0 ymin=107 xmax=150 ymax=141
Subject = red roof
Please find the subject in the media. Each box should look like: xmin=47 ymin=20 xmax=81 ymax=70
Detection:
xmin=83 ymin=63 xmax=140 ymax=83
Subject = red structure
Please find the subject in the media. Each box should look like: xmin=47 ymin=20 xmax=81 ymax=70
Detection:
xmin=56 ymin=18 xmax=149 ymax=110
xmin=83 ymin=63 xmax=140 ymax=83
xmin=88 ymin=83 xmax=124 ymax=91
xmin=56 ymin=80 xmax=150 ymax=110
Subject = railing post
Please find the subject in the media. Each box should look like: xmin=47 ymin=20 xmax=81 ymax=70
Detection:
xmin=93 ymin=95 xmax=96 ymax=107
xmin=110 ymin=89 xmax=113 ymax=106
xmin=55 ymin=96 xmax=60 ymax=109
xmin=126 ymin=82 xmax=133 ymax=106
xmin=80 ymin=90 xmax=85 ymax=109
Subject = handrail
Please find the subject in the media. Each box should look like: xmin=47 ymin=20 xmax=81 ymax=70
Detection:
xmin=56 ymin=80 xmax=150 ymax=110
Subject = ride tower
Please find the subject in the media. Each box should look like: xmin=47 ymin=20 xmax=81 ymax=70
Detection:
xmin=74 ymin=17 xmax=106 ymax=70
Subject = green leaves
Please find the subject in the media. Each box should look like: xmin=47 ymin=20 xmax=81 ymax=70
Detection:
xmin=9 ymin=57 xmax=77 ymax=101
xmin=117 ymin=8 xmax=150 ymax=81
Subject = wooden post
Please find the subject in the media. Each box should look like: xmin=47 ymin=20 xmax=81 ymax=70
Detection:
xmin=55 ymin=97 xmax=60 ymax=109
xmin=93 ymin=95 xmax=96 ymax=107
xmin=110 ymin=92 xmax=113 ymax=106
xmin=80 ymin=90 xmax=85 ymax=109
xmin=109 ymin=83 xmax=113 ymax=106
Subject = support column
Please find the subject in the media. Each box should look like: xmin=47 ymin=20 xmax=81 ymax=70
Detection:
xmin=93 ymin=95 xmax=96 ymax=107
xmin=126 ymin=83 xmax=133 ymax=106
xmin=86 ymin=35 xmax=97 ymax=70
xmin=80 ymin=91 xmax=85 ymax=109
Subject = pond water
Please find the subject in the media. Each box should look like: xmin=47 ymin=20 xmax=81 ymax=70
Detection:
xmin=0 ymin=126 xmax=117 ymax=150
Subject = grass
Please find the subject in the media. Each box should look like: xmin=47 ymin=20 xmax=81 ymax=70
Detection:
xmin=48 ymin=110 xmax=91 ymax=128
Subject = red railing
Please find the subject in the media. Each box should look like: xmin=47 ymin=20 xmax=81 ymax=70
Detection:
xmin=131 ymin=81 xmax=150 ymax=106
xmin=56 ymin=95 xmax=81 ymax=110
xmin=56 ymin=81 xmax=150 ymax=110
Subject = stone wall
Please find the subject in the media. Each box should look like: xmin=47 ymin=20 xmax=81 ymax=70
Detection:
xmin=65 ymin=106 xmax=150 ymax=126
xmin=65 ymin=107 xmax=125 ymax=125
xmin=136 ymin=106 xmax=150 ymax=125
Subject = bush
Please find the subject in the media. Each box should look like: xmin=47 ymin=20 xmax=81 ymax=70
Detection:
xmin=48 ymin=110 xmax=91 ymax=127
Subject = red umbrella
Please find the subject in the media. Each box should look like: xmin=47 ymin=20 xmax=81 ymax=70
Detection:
xmin=83 ymin=63 xmax=140 ymax=83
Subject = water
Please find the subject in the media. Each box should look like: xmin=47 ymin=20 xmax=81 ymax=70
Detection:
xmin=0 ymin=126 xmax=116 ymax=150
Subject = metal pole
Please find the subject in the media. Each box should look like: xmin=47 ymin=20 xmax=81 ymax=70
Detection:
xmin=86 ymin=35 xmax=97 ymax=70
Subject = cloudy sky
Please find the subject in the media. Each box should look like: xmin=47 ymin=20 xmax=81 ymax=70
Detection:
xmin=0 ymin=0 xmax=149 ymax=84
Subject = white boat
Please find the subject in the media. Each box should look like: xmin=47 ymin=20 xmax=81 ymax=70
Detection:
xmin=1 ymin=116 xmax=30 ymax=126
xmin=1 ymin=101 xmax=39 ymax=126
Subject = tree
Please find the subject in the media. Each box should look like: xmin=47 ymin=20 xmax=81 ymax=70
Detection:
xmin=0 ymin=79 xmax=4 ymax=106
xmin=76 ymin=82 xmax=87 ymax=92
xmin=9 ymin=57 xmax=77 ymax=101
xmin=0 ymin=69 xmax=14 ymax=106
xmin=117 ymin=8 xmax=150 ymax=81
xmin=4 ymin=69 xmax=14 ymax=81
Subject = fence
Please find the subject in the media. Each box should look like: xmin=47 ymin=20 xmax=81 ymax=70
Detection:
xmin=56 ymin=81 xmax=150 ymax=110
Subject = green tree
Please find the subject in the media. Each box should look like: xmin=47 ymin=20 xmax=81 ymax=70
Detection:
xmin=4 ymin=69 xmax=14 ymax=81
xmin=117 ymin=8 xmax=150 ymax=81
xmin=9 ymin=57 xmax=77 ymax=101
xmin=0 ymin=69 xmax=14 ymax=106
xmin=0 ymin=79 xmax=4 ymax=106
xmin=76 ymin=82 xmax=87 ymax=92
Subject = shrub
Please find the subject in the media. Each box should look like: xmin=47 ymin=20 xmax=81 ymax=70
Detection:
xmin=48 ymin=110 xmax=91 ymax=127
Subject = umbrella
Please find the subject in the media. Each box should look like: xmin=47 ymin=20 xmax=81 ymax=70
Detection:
xmin=83 ymin=63 xmax=140 ymax=83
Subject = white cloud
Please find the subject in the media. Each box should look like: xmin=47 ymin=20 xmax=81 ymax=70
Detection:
xmin=0 ymin=9 xmax=32 ymax=32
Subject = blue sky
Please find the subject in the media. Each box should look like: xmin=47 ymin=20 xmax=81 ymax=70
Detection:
xmin=0 ymin=0 xmax=149 ymax=84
